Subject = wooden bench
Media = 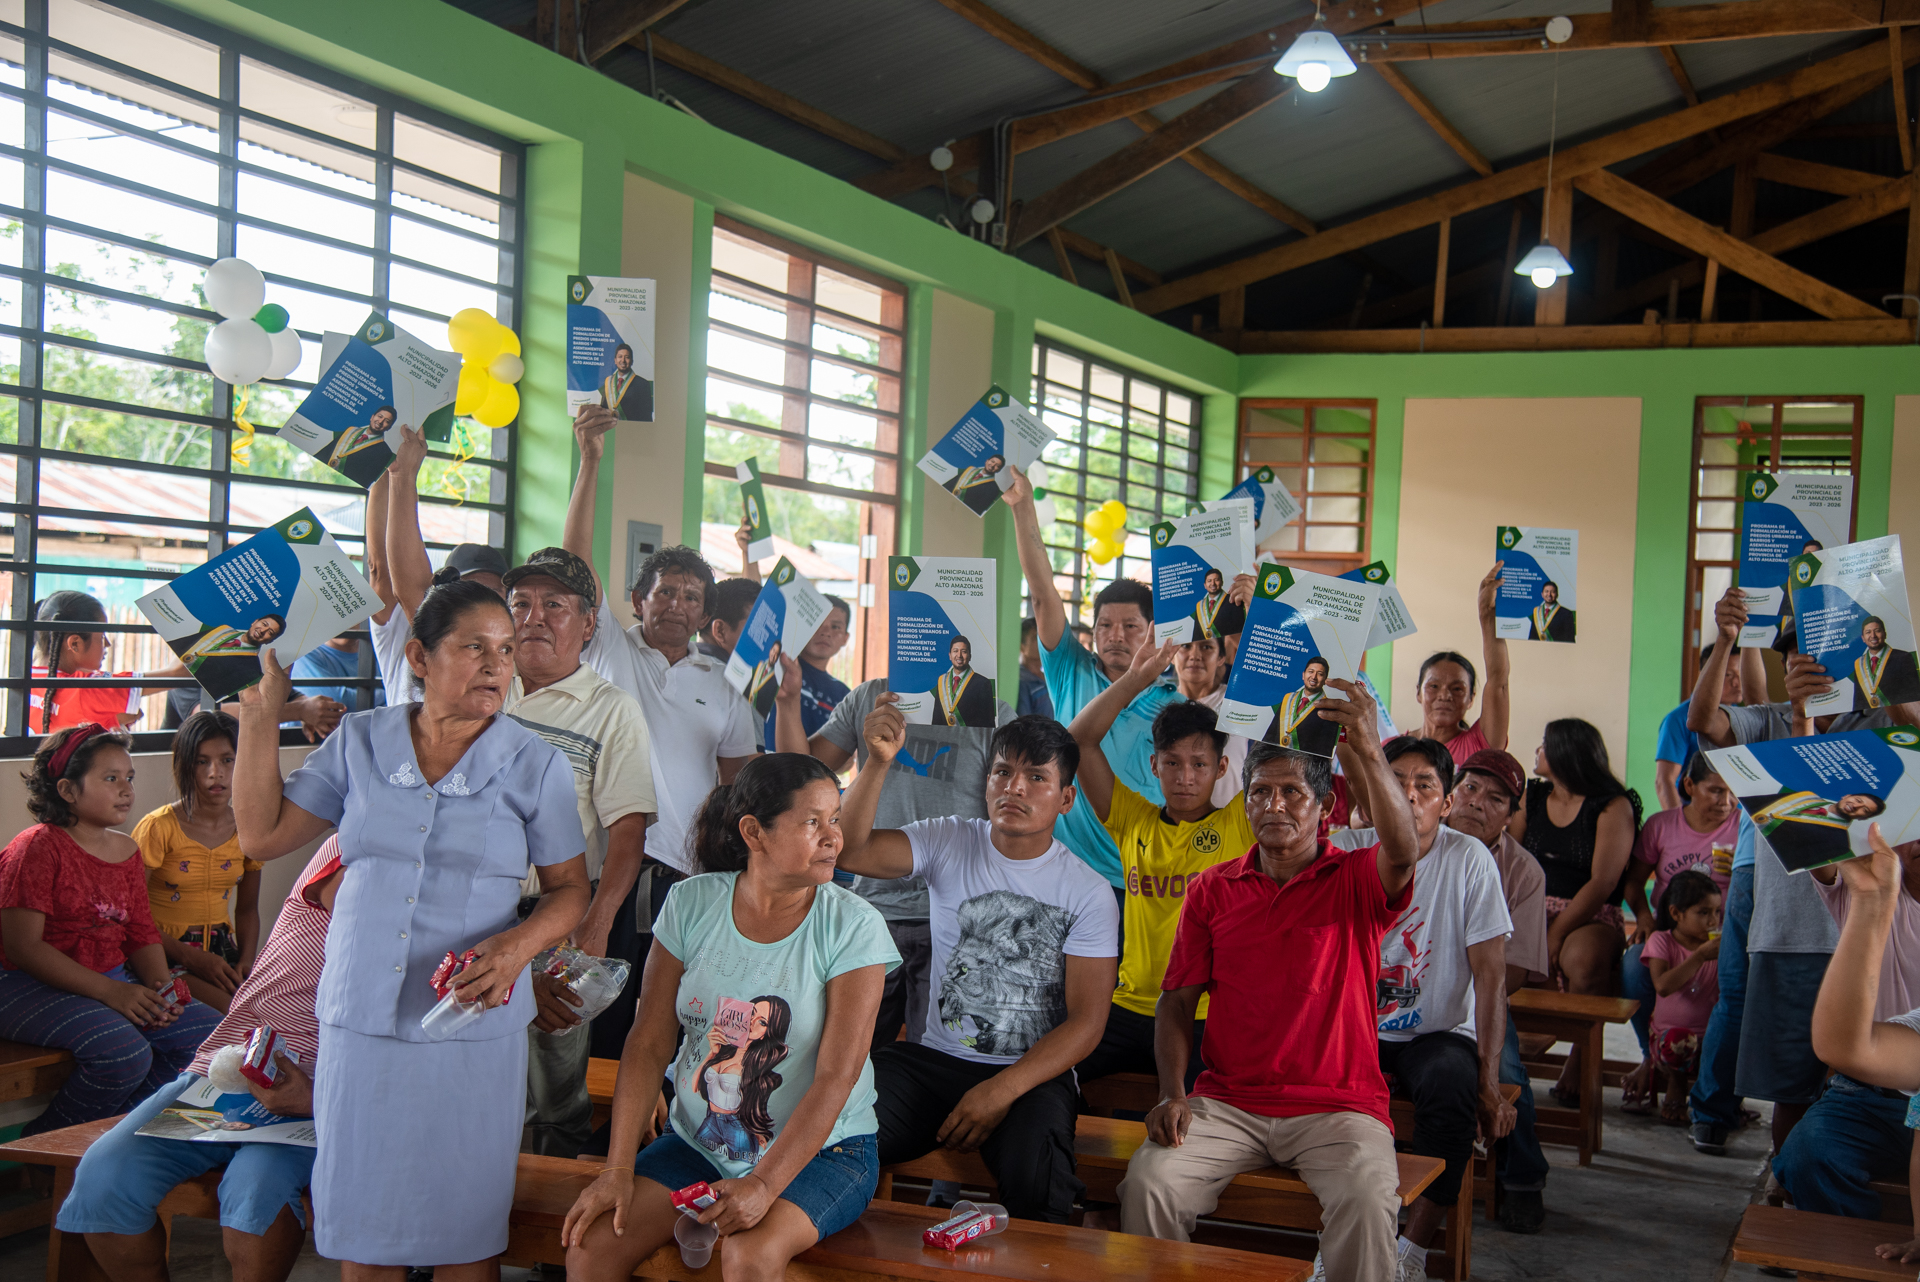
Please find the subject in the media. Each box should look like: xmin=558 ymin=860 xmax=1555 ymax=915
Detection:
xmin=1509 ymin=988 xmax=1639 ymax=1165
xmin=1730 ymin=1203 xmax=1916 ymax=1281
xmin=879 ymin=1116 xmax=1444 ymax=1275
xmin=3 ymin=1121 xmax=1311 ymax=1282
xmin=0 ymin=1040 xmax=75 ymax=1240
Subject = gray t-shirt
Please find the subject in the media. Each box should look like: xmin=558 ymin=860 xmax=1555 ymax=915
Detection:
xmin=818 ymin=678 xmax=1013 ymax=922
xmin=1730 ymin=702 xmax=1887 ymax=954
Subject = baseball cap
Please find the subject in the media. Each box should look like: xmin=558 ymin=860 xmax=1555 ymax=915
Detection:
xmin=444 ymin=543 xmax=508 ymax=579
xmin=502 ymin=546 xmax=600 ymax=607
xmin=1457 ymin=748 xmax=1526 ymax=804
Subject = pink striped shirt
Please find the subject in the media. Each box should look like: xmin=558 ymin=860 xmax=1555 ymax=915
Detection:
xmin=188 ymin=838 xmax=340 ymax=1077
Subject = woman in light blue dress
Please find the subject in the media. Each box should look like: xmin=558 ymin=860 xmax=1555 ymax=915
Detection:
xmin=233 ymin=577 xmax=590 ymax=1280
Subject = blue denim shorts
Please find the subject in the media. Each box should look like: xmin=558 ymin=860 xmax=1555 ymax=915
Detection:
xmin=631 ymin=1130 xmax=877 ymax=1240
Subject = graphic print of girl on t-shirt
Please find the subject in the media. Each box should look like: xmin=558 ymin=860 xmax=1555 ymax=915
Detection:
xmin=694 ymin=995 xmax=792 ymax=1162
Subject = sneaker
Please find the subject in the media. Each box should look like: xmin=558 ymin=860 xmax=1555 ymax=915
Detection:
xmin=1690 ymin=1122 xmax=1728 ymax=1155
xmin=1310 ymin=1252 xmax=1327 ymax=1281
xmin=1499 ymin=1189 xmax=1545 ymax=1234
xmin=1395 ymin=1238 xmax=1428 ymax=1282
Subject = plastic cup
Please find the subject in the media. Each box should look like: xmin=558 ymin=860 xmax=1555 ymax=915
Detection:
xmin=675 ymin=1212 xmax=718 ymax=1268
xmin=419 ymin=989 xmax=485 ymax=1041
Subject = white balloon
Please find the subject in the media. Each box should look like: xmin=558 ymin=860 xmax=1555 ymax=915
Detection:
xmin=205 ymin=317 xmax=272 ymax=386
xmin=203 ymin=258 xmax=266 ymax=319
xmin=263 ymin=326 xmax=304 ymax=380
xmin=1033 ymin=496 xmax=1058 ymax=528
xmin=1027 ymin=461 xmax=1050 ymax=491
xmin=488 ymin=353 xmax=524 ymax=384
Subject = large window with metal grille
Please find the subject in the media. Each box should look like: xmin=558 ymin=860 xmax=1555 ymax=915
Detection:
xmin=701 ymin=215 xmax=903 ymax=685
xmin=1235 ymin=400 xmax=1377 ymax=578
xmin=1684 ymin=396 xmax=1862 ymax=699
xmin=0 ymin=0 xmax=524 ymax=748
xmin=1030 ymin=338 xmax=1200 ymax=623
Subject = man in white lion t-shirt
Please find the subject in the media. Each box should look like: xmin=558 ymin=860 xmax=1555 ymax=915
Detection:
xmin=1334 ymin=735 xmax=1514 ymax=1281
xmin=836 ymin=713 xmax=1119 ymax=1224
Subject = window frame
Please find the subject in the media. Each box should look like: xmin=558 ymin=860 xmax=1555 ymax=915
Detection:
xmin=1234 ymin=398 xmax=1378 ymax=576
xmin=702 ymin=214 xmax=904 ymax=684
xmin=1682 ymin=394 xmax=1863 ymax=699
xmin=0 ymin=0 xmax=526 ymax=753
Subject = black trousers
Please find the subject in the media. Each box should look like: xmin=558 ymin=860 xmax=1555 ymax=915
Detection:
xmin=1378 ymin=1030 xmax=1481 ymax=1208
xmin=1075 ymin=1002 xmax=1206 ymax=1095
xmin=873 ymin=1041 xmax=1084 ymax=1223
xmin=589 ymin=860 xmax=684 ymax=1062
xmin=871 ymin=919 xmax=932 ymax=1054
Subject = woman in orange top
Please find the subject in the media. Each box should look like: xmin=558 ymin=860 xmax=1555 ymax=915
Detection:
xmin=130 ymin=711 xmax=260 ymax=1013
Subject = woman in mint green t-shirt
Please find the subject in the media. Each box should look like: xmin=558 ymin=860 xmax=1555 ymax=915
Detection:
xmin=562 ymin=754 xmax=899 ymax=1279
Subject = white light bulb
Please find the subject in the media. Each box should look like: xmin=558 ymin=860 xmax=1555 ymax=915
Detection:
xmin=969 ymin=198 xmax=995 ymax=225
xmin=1530 ymin=266 xmax=1559 ymax=289
xmin=1297 ymin=61 xmax=1332 ymax=93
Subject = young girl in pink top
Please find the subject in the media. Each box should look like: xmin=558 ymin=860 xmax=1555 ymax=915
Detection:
xmin=1643 ymin=869 xmax=1723 ymax=1126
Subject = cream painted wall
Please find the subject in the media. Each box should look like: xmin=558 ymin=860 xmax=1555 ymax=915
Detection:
xmin=918 ymin=290 xmax=994 ymax=560
xmin=1391 ymin=398 xmax=1644 ymax=773
xmin=606 ymin=172 xmax=697 ymax=628
xmin=1891 ymin=397 xmax=1920 ymax=559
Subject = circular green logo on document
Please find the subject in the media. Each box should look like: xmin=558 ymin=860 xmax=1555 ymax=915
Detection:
xmin=1261 ymin=569 xmax=1283 ymax=595
xmin=366 ymin=321 xmax=385 ymax=341
xmin=1152 ymin=526 xmax=1170 ymax=547
xmin=1793 ymin=561 xmax=1814 ymax=586
xmin=1366 ymin=566 xmax=1386 ymax=582
xmin=1500 ymin=528 xmax=1519 ymax=549
xmin=570 ymin=280 xmax=587 ymax=303
xmin=775 ymin=564 xmax=793 ymax=586
xmin=893 ymin=562 xmax=910 ymax=588
xmin=1750 ymin=476 xmax=1769 ymax=500
xmin=1891 ymin=729 xmax=1920 ymax=748
xmin=286 ymin=519 xmax=313 ymax=540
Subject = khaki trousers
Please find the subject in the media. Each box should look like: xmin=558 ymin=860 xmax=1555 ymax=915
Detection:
xmin=1118 ymin=1096 xmax=1401 ymax=1282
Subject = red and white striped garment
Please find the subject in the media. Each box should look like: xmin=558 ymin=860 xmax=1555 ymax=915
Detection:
xmin=188 ymin=837 xmax=340 ymax=1077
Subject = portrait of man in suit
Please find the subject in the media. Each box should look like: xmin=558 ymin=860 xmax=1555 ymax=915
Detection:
xmin=1528 ymin=580 xmax=1576 ymax=643
xmin=1265 ymin=656 xmax=1338 ymax=757
xmin=1853 ymin=615 xmax=1920 ymax=710
xmin=944 ymin=454 xmax=1005 ymax=516
xmin=1748 ymin=788 xmax=1885 ymax=873
xmin=937 ymin=636 xmax=996 ymax=727
xmin=600 ymin=343 xmax=653 ymax=421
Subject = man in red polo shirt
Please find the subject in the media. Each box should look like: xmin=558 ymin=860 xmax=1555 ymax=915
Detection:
xmin=1118 ymin=678 xmax=1418 ymax=1282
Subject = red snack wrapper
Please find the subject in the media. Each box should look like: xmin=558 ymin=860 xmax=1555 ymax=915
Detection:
xmin=158 ymin=973 xmax=191 ymax=1009
xmin=671 ymin=1181 xmax=718 ymax=1215
xmin=240 ymin=1025 xmax=287 ymax=1088
xmin=923 ymin=1209 xmax=996 ymax=1250
xmin=429 ymin=949 xmax=515 ymax=1004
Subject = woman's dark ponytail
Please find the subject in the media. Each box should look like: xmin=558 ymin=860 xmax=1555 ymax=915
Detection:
xmin=688 ymin=753 xmax=839 ymax=874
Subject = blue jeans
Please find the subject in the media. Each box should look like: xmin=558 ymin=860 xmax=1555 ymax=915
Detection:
xmin=632 ymin=1130 xmax=878 ymax=1240
xmin=1495 ymin=1013 xmax=1549 ymax=1193
xmin=1622 ymin=941 xmax=1654 ymax=1055
xmin=55 ymin=1074 xmax=314 ymax=1237
xmin=1689 ymin=865 xmax=1751 ymax=1128
xmin=1774 ymin=1075 xmax=1911 ymax=1218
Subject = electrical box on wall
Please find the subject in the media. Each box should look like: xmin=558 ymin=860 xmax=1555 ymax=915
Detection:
xmin=626 ymin=521 xmax=663 ymax=595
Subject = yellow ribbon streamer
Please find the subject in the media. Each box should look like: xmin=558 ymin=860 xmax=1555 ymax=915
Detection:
xmin=231 ymin=384 xmax=255 ymax=468
xmin=438 ymin=418 xmax=478 ymax=506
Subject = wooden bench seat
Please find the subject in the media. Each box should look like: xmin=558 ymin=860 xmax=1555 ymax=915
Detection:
xmin=1509 ymin=988 xmax=1639 ymax=1166
xmin=1731 ymin=1203 xmax=1916 ymax=1281
xmin=0 ymin=1039 xmax=74 ymax=1103
xmin=4 ymin=1121 xmax=1310 ymax=1282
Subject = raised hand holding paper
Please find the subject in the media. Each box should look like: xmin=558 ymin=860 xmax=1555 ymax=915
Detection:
xmin=1786 ymin=535 xmax=1919 ymax=716
xmin=725 ymin=558 xmax=832 ymax=717
xmin=917 ymin=385 xmax=1054 ymax=517
xmin=887 ymin=556 xmax=995 ymax=726
xmin=1341 ymin=561 xmax=1416 ymax=649
xmin=1707 ymin=728 xmax=1920 ymax=873
xmin=1494 ymin=526 xmax=1578 ymax=643
xmin=738 ymin=458 xmax=774 ymax=563
xmin=278 ymin=315 xmax=459 ymax=487
xmin=1739 ymin=472 xmax=1853 ymax=648
xmin=1218 ymin=562 xmax=1381 ymax=756
xmin=566 ymin=275 xmax=655 ymax=422
xmin=138 ymin=509 xmax=378 ymax=701
xmin=1150 ymin=498 xmax=1254 ymax=644
xmin=1207 ymin=465 xmax=1301 ymax=545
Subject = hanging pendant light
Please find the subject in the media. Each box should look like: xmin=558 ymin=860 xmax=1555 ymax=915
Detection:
xmin=1274 ymin=2 xmax=1356 ymax=93
xmin=1517 ymin=50 xmax=1572 ymax=290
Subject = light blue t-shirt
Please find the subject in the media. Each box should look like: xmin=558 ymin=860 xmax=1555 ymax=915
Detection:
xmin=1655 ymin=700 xmax=1696 ymax=767
xmin=1732 ymin=807 xmax=1758 ymax=872
xmin=1040 ymin=630 xmax=1179 ymax=887
xmin=292 ymin=640 xmax=384 ymax=710
xmin=654 ymin=873 xmax=900 ymax=1179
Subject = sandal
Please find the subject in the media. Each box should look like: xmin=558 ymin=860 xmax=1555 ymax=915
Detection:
xmin=1661 ymin=1096 xmax=1689 ymax=1126
xmin=1548 ymin=1083 xmax=1580 ymax=1108
xmin=1620 ymin=1060 xmax=1656 ymax=1116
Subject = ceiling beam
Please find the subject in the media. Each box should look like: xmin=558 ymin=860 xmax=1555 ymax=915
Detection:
xmin=1372 ymin=64 xmax=1493 ymax=176
xmin=1134 ymin=37 xmax=1897 ymax=315
xmin=1227 ymin=317 xmax=1912 ymax=353
xmin=1352 ymin=0 xmax=1920 ymax=63
xmin=1012 ymin=72 xmax=1291 ymax=246
xmin=1572 ymin=166 xmax=1886 ymax=318
xmin=584 ymin=0 xmax=695 ymax=64
xmin=1054 ymin=228 xmax=1161 ymax=287
xmin=1659 ymin=45 xmax=1702 ymax=107
xmin=641 ymin=35 xmax=909 ymax=162
xmin=1752 ymin=152 xmax=1891 ymax=195
xmin=930 ymin=0 xmax=1317 ymax=235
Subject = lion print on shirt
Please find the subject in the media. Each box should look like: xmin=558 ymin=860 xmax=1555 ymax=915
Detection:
xmin=937 ymin=889 xmax=1072 ymax=1056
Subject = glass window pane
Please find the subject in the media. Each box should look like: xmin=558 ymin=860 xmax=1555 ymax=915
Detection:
xmin=46 ymin=230 xmax=202 ymax=308
xmin=261 ymin=281 xmax=373 ymax=339
xmin=50 ymin=109 xmax=219 ymax=206
xmin=711 ymin=288 xmax=784 ymax=339
xmin=236 ymin=224 xmax=372 ymax=294
xmin=813 ymin=319 xmax=878 ymax=365
xmin=815 ymin=268 xmax=882 ymax=325
xmin=811 ymin=358 xmax=877 ymax=408
xmin=48 ymin=170 xmax=218 ymax=256
xmin=708 ymin=331 xmax=785 ymax=385
xmin=391 ymin=175 xmax=500 ymax=236
xmin=713 ymin=230 xmax=789 ymax=294
xmin=808 ymin=443 xmax=872 ymax=490
xmin=391 ymin=216 xmax=497 ymax=285
xmin=707 ymin=377 xmax=783 ymax=426
xmin=389 ymin=262 xmax=495 ymax=323
xmin=394 ymin=116 xmax=500 ymax=195
xmin=39 ymin=455 xmax=208 ymax=528
xmin=809 ymin=403 xmax=879 ymax=450
xmin=46 ymin=284 xmax=189 ymax=360
xmin=51 ymin=1 xmax=219 ymax=94
xmin=43 ymin=341 xmax=215 ymax=418
xmin=1046 ymin=348 xmax=1083 ymax=390
xmin=238 ymin=171 xmax=374 ymax=247
xmin=239 ymin=119 xmax=375 ymax=194
xmin=240 ymin=57 xmax=376 ymax=150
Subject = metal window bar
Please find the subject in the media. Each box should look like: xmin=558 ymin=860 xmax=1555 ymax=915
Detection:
xmin=0 ymin=0 xmax=524 ymax=756
xmin=1235 ymin=399 xmax=1377 ymax=578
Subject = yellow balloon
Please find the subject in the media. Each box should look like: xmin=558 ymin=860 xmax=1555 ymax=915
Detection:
xmin=1101 ymin=499 xmax=1127 ymax=522
xmin=1085 ymin=510 xmax=1122 ymax=538
xmin=455 ymin=364 xmax=495 ymax=416
xmin=463 ymin=325 xmax=507 ymax=367
xmin=447 ymin=308 xmax=497 ymax=354
xmin=473 ymin=378 xmax=519 ymax=429
xmin=494 ymin=326 xmax=521 ymax=358
xmin=488 ymin=353 xmax=524 ymax=384
xmin=1088 ymin=537 xmax=1123 ymax=565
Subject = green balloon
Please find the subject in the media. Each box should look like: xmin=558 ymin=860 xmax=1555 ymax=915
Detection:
xmin=253 ymin=303 xmax=289 ymax=334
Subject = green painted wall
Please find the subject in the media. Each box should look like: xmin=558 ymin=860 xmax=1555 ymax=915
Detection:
xmin=1239 ymin=344 xmax=1919 ymax=799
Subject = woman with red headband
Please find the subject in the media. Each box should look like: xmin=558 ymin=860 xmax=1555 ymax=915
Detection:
xmin=0 ymin=723 xmax=222 ymax=1133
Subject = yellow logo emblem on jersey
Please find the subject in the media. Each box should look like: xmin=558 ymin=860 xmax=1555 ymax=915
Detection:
xmin=1193 ymin=829 xmax=1221 ymax=854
